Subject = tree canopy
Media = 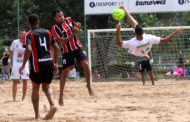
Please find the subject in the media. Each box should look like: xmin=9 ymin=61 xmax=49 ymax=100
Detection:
xmin=0 ymin=0 xmax=189 ymax=56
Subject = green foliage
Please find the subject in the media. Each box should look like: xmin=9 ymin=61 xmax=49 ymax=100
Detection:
xmin=0 ymin=0 xmax=189 ymax=57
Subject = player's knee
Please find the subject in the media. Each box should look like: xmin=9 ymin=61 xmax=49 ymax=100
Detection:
xmin=81 ymin=60 xmax=89 ymax=68
xmin=62 ymin=68 xmax=70 ymax=77
xmin=42 ymin=85 xmax=48 ymax=92
xmin=32 ymin=87 xmax=39 ymax=94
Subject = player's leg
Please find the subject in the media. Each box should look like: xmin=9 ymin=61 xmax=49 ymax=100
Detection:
xmin=149 ymin=70 xmax=155 ymax=85
xmin=42 ymin=67 xmax=57 ymax=119
xmin=29 ymin=70 xmax=41 ymax=119
xmin=76 ymin=49 xmax=94 ymax=96
xmin=8 ymin=71 xmax=11 ymax=80
xmin=11 ymin=67 xmax=19 ymax=101
xmin=145 ymin=61 xmax=155 ymax=85
xmin=42 ymin=83 xmax=57 ymax=120
xmin=42 ymin=83 xmax=54 ymax=108
xmin=6 ymin=66 xmax=11 ymax=80
xmin=21 ymin=70 xmax=29 ymax=101
xmin=138 ymin=61 xmax=146 ymax=85
xmin=11 ymin=66 xmax=25 ymax=101
xmin=140 ymin=72 xmax=145 ymax=85
xmin=22 ymin=79 xmax=27 ymax=101
xmin=31 ymin=81 xmax=40 ymax=119
xmin=59 ymin=67 xmax=70 ymax=106
xmin=12 ymin=79 xmax=19 ymax=101
xmin=2 ymin=66 xmax=5 ymax=80
xmin=80 ymin=60 xmax=94 ymax=95
xmin=59 ymin=53 xmax=74 ymax=106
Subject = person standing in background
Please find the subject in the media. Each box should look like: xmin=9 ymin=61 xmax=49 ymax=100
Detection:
xmin=1 ymin=49 xmax=11 ymax=80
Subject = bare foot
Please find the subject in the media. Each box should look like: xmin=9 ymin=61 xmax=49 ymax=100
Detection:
xmin=44 ymin=106 xmax=57 ymax=120
xmin=35 ymin=114 xmax=40 ymax=119
xmin=59 ymin=98 xmax=64 ymax=106
xmin=22 ymin=96 xmax=25 ymax=101
xmin=86 ymin=85 xmax=94 ymax=96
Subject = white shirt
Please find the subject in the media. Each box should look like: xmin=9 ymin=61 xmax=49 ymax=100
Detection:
xmin=10 ymin=39 xmax=29 ymax=68
xmin=122 ymin=34 xmax=160 ymax=57
xmin=68 ymin=68 xmax=77 ymax=79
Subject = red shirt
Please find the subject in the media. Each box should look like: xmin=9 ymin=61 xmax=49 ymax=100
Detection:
xmin=51 ymin=17 xmax=82 ymax=54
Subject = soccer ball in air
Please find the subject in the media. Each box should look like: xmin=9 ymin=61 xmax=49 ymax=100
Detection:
xmin=112 ymin=8 xmax=125 ymax=21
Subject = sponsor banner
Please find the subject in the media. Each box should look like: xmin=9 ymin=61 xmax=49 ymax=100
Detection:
xmin=85 ymin=0 xmax=128 ymax=15
xmin=128 ymin=0 xmax=173 ymax=13
xmin=85 ymin=0 xmax=190 ymax=15
xmin=174 ymin=0 xmax=190 ymax=12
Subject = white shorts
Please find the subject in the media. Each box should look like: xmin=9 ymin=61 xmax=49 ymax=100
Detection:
xmin=11 ymin=65 xmax=29 ymax=80
xmin=165 ymin=72 xmax=178 ymax=76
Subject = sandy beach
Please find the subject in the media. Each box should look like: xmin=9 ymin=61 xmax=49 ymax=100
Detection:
xmin=0 ymin=79 xmax=190 ymax=122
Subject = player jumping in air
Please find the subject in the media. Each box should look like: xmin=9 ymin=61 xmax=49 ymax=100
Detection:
xmin=115 ymin=7 xmax=183 ymax=85
xmin=19 ymin=14 xmax=59 ymax=119
xmin=51 ymin=9 xmax=94 ymax=106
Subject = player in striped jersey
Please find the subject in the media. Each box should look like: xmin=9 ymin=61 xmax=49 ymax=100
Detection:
xmin=51 ymin=9 xmax=94 ymax=106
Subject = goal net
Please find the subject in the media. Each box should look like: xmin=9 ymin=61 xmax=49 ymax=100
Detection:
xmin=88 ymin=26 xmax=190 ymax=81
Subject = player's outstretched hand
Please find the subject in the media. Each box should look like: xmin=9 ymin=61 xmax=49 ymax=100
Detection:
xmin=144 ymin=55 xmax=150 ymax=61
xmin=120 ymin=6 xmax=126 ymax=13
xmin=73 ymin=26 xmax=80 ymax=35
xmin=176 ymin=28 xmax=183 ymax=33
xmin=19 ymin=65 xmax=25 ymax=75
xmin=86 ymin=84 xmax=94 ymax=96
xmin=116 ymin=22 xmax=121 ymax=33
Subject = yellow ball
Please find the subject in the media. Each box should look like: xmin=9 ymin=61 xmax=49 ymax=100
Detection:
xmin=112 ymin=8 xmax=125 ymax=21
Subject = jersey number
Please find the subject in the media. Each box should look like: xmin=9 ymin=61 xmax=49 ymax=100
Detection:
xmin=39 ymin=37 xmax=48 ymax=51
xmin=141 ymin=48 xmax=150 ymax=54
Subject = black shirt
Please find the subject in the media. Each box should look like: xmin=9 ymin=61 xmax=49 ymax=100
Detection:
xmin=2 ymin=54 xmax=9 ymax=66
xmin=24 ymin=27 xmax=55 ymax=73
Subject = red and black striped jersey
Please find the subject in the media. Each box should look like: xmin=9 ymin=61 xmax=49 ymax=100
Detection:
xmin=23 ymin=27 xmax=55 ymax=73
xmin=51 ymin=17 xmax=82 ymax=54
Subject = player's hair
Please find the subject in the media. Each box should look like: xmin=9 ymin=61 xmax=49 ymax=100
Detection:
xmin=135 ymin=25 xmax=144 ymax=36
xmin=52 ymin=8 xmax=62 ymax=17
xmin=28 ymin=14 xmax=39 ymax=27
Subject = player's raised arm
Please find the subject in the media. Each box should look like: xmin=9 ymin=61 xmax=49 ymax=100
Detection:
xmin=52 ymin=42 xmax=59 ymax=75
xmin=115 ymin=22 xmax=123 ymax=47
xmin=71 ymin=18 xmax=81 ymax=35
xmin=160 ymin=28 xmax=183 ymax=43
xmin=120 ymin=7 xmax=138 ymax=29
xmin=74 ymin=21 xmax=81 ymax=29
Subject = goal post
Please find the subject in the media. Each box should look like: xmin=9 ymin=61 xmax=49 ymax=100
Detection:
xmin=88 ymin=26 xmax=190 ymax=82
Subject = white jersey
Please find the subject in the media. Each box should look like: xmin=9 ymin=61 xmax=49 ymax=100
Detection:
xmin=10 ymin=39 xmax=29 ymax=68
xmin=122 ymin=34 xmax=160 ymax=57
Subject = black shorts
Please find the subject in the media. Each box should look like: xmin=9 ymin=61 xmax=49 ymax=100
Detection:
xmin=29 ymin=63 xmax=54 ymax=84
xmin=62 ymin=49 xmax=87 ymax=69
xmin=138 ymin=60 xmax=152 ymax=72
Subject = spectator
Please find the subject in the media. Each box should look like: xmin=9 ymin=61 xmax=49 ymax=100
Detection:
xmin=164 ymin=67 xmax=186 ymax=77
xmin=68 ymin=67 xmax=77 ymax=80
xmin=1 ymin=49 xmax=11 ymax=80
xmin=177 ymin=51 xmax=186 ymax=67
